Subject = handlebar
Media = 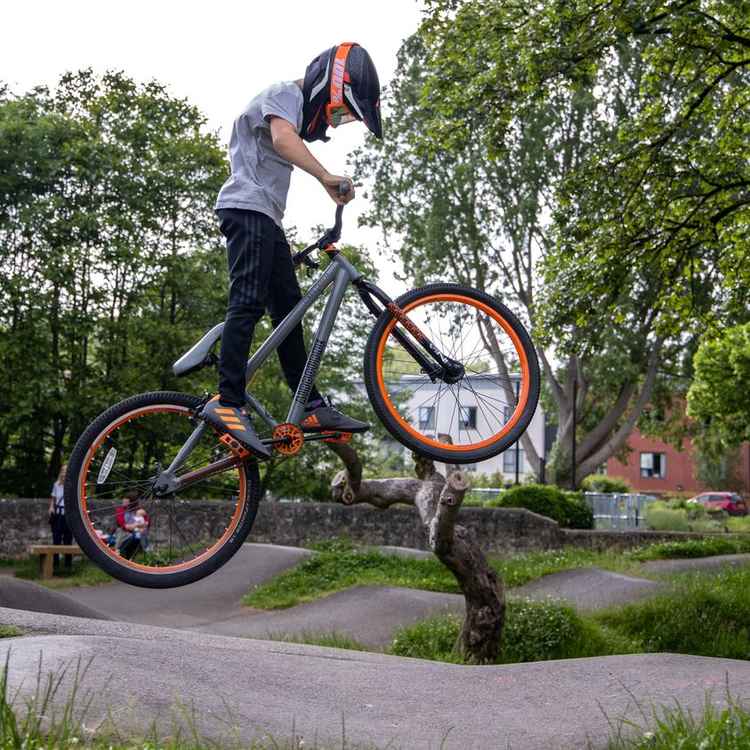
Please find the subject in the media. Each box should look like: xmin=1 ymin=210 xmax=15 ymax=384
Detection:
xmin=292 ymin=181 xmax=351 ymax=270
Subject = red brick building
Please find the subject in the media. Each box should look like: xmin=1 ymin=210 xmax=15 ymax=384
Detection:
xmin=606 ymin=431 xmax=750 ymax=496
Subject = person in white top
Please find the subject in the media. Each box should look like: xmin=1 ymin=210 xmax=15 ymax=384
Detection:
xmin=48 ymin=463 xmax=73 ymax=570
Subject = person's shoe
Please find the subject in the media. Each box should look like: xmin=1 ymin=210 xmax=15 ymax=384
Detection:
xmin=200 ymin=396 xmax=272 ymax=459
xmin=300 ymin=397 xmax=369 ymax=434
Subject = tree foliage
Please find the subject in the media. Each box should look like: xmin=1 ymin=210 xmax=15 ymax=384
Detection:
xmin=0 ymin=70 xmax=229 ymax=495
xmin=353 ymin=18 xmax=688 ymax=487
xmin=687 ymin=322 xmax=750 ymax=449
xmin=0 ymin=70 xmax=376 ymax=498
xmin=421 ymin=0 xmax=750 ymax=337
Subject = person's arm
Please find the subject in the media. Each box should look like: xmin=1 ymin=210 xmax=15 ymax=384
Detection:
xmin=268 ymin=117 xmax=354 ymax=205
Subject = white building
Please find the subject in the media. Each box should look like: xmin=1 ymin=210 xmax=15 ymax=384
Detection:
xmin=379 ymin=372 xmax=545 ymax=480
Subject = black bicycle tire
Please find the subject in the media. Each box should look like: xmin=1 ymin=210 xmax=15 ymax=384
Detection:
xmin=65 ymin=391 xmax=261 ymax=589
xmin=363 ymin=283 xmax=541 ymax=464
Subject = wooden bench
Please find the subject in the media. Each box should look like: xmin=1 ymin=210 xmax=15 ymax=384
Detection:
xmin=28 ymin=544 xmax=83 ymax=579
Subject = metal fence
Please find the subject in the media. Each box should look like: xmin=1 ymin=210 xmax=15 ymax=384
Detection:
xmin=465 ymin=487 xmax=504 ymax=505
xmin=583 ymin=492 xmax=656 ymax=530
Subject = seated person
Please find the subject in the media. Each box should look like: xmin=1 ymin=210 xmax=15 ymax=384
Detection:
xmin=115 ymin=492 xmax=150 ymax=559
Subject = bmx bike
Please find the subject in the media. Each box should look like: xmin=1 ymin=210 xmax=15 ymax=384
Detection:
xmin=65 ymin=187 xmax=540 ymax=588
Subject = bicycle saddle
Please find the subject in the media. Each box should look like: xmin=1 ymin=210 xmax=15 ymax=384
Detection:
xmin=173 ymin=322 xmax=224 ymax=377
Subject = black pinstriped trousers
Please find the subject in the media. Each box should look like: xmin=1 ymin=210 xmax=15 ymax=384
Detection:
xmin=216 ymin=208 xmax=323 ymax=407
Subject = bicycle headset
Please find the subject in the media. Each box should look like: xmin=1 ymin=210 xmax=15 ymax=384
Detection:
xmin=301 ymin=42 xmax=383 ymax=143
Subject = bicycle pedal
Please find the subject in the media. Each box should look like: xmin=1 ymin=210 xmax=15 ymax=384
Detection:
xmin=322 ymin=431 xmax=352 ymax=444
xmin=219 ymin=433 xmax=251 ymax=459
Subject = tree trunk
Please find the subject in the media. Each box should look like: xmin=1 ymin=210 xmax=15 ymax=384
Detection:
xmin=329 ymin=445 xmax=504 ymax=664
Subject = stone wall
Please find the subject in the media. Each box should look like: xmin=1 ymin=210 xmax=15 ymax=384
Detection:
xmin=0 ymin=497 xmax=711 ymax=559
xmin=0 ymin=498 xmax=54 ymax=557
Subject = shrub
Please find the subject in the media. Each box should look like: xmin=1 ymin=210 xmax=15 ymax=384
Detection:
xmin=561 ymin=490 xmax=596 ymax=529
xmin=469 ymin=471 xmax=506 ymax=489
xmin=580 ymin=474 xmax=632 ymax=493
xmin=727 ymin=516 xmax=750 ymax=534
xmin=487 ymin=484 xmax=594 ymax=529
xmin=644 ymin=501 xmax=727 ymax=532
xmin=644 ymin=503 xmax=691 ymax=532
xmin=390 ymin=600 xmax=637 ymax=664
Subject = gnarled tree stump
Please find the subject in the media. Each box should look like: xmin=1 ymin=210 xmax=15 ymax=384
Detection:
xmin=328 ymin=441 xmax=505 ymax=664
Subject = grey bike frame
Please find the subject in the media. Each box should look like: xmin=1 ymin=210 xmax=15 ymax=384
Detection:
xmin=163 ymin=252 xmax=361 ymax=482
xmin=244 ymin=252 xmax=362 ymax=427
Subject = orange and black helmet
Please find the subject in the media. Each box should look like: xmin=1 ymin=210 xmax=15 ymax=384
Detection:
xmin=301 ymin=43 xmax=382 ymax=143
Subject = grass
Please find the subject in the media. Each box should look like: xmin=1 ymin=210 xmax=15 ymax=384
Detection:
xmin=264 ymin=630 xmax=369 ymax=652
xmin=389 ymin=600 xmax=640 ymax=665
xmin=4 ymin=556 xmax=112 ymax=589
xmin=597 ymin=567 xmax=750 ymax=660
xmin=243 ymin=539 xmax=641 ymax=610
xmin=243 ymin=539 xmax=459 ymax=609
xmin=388 ymin=567 xmax=750 ymax=666
xmin=605 ymin=691 xmax=750 ymax=749
xmin=0 ymin=626 xmax=21 ymax=638
xmin=625 ymin=535 xmax=750 ymax=562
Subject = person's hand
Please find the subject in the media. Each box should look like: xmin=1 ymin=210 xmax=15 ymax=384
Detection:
xmin=320 ymin=173 xmax=354 ymax=206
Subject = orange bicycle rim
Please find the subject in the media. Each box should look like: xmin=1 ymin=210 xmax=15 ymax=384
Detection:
xmin=78 ymin=404 xmax=247 ymax=575
xmin=375 ymin=294 xmax=530 ymax=453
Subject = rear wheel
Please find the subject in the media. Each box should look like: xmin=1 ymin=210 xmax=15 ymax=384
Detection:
xmin=364 ymin=283 xmax=540 ymax=464
xmin=65 ymin=391 xmax=261 ymax=588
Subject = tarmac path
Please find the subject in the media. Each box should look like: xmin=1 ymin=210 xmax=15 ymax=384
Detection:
xmin=3 ymin=608 xmax=750 ymax=750
xmin=41 ymin=546 xmax=750 ymax=646
xmin=63 ymin=543 xmax=311 ymax=629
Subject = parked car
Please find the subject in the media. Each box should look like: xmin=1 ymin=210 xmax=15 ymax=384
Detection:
xmin=687 ymin=492 xmax=748 ymax=516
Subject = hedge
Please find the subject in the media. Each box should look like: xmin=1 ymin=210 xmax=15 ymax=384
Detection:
xmin=486 ymin=484 xmax=594 ymax=529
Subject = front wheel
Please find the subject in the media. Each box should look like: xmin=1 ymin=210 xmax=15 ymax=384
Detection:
xmin=364 ymin=283 xmax=540 ymax=464
xmin=65 ymin=391 xmax=262 ymax=588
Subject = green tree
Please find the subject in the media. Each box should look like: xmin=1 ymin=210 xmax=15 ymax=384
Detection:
xmin=421 ymin=0 xmax=750 ymax=335
xmin=353 ymin=31 xmax=674 ymax=487
xmin=0 ymin=70 xmax=226 ymax=495
xmin=0 ymin=70 xmax=381 ymax=500
xmin=687 ymin=322 xmax=750 ymax=449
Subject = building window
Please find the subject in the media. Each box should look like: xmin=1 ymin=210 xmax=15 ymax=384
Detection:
xmin=459 ymin=406 xmax=477 ymax=429
xmin=418 ymin=406 xmax=435 ymax=430
xmin=503 ymin=445 xmax=525 ymax=474
xmin=640 ymin=452 xmax=666 ymax=478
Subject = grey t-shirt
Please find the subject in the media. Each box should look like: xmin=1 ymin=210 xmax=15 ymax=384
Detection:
xmin=215 ymin=82 xmax=304 ymax=227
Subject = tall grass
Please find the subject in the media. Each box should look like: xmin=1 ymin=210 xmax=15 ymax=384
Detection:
xmin=605 ymin=689 xmax=750 ymax=749
xmin=597 ymin=568 xmax=750 ymax=660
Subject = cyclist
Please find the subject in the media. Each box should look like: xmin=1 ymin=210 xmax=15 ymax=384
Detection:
xmin=202 ymin=43 xmax=383 ymax=457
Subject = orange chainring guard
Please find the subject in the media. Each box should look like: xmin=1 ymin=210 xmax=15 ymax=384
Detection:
xmin=273 ymin=423 xmax=305 ymax=456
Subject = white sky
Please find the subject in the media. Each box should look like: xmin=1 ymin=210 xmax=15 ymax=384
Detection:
xmin=0 ymin=0 xmax=424 ymax=293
